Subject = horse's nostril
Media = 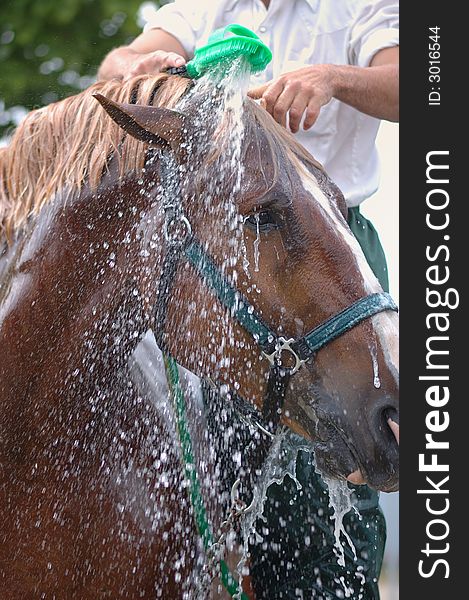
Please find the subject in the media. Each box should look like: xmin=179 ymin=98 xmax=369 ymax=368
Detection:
xmin=384 ymin=407 xmax=399 ymax=445
xmin=385 ymin=407 xmax=399 ymax=425
xmin=387 ymin=417 xmax=399 ymax=445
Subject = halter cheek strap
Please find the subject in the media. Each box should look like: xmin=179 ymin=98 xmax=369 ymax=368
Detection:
xmin=185 ymin=236 xmax=397 ymax=366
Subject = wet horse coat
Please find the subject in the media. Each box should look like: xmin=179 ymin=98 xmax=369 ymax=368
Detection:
xmin=0 ymin=73 xmax=398 ymax=597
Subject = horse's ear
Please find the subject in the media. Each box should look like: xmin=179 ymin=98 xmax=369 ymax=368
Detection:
xmin=93 ymin=93 xmax=192 ymax=158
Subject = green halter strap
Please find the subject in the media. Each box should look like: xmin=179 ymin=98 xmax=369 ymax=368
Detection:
xmin=163 ymin=355 xmax=249 ymax=599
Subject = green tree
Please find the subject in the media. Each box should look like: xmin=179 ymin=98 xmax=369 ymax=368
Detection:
xmin=0 ymin=0 xmax=162 ymax=138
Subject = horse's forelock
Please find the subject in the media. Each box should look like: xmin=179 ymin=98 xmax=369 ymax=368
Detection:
xmin=243 ymin=101 xmax=324 ymax=200
xmin=247 ymin=101 xmax=322 ymax=167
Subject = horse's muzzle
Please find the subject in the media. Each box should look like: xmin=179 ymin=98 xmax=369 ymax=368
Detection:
xmin=347 ymin=409 xmax=400 ymax=489
xmin=309 ymin=401 xmax=400 ymax=493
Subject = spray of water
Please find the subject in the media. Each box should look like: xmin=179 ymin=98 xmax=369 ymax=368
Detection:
xmin=321 ymin=475 xmax=357 ymax=568
xmin=176 ymin=58 xmax=363 ymax=597
xmin=235 ymin=432 xmax=309 ymax=597
xmin=175 ymin=57 xmax=252 ymax=376
xmin=133 ymin=57 xmax=364 ymax=596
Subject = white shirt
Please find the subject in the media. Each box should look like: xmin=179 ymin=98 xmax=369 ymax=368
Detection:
xmin=145 ymin=0 xmax=399 ymax=206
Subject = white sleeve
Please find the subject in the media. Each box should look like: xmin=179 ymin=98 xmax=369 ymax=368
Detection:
xmin=143 ymin=0 xmax=210 ymax=58
xmin=348 ymin=0 xmax=399 ymax=67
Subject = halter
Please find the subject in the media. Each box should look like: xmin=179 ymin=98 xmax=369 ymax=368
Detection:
xmin=152 ymin=152 xmax=398 ymax=435
xmin=150 ymin=150 xmax=397 ymax=597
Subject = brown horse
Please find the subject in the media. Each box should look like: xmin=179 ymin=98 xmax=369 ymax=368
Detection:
xmin=0 ymin=73 xmax=398 ymax=598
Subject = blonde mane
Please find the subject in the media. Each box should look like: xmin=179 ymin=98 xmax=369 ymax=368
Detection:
xmin=0 ymin=73 xmax=322 ymax=241
xmin=0 ymin=74 xmax=191 ymax=240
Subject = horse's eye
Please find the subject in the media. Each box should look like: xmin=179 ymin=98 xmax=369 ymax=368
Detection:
xmin=244 ymin=210 xmax=282 ymax=233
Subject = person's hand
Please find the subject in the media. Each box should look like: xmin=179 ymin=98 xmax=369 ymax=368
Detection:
xmin=124 ymin=49 xmax=186 ymax=81
xmin=248 ymin=65 xmax=336 ymax=133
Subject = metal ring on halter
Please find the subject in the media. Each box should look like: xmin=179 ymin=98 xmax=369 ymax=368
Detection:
xmin=261 ymin=336 xmax=306 ymax=374
xmin=163 ymin=214 xmax=192 ymax=244
xmin=230 ymin=478 xmax=256 ymax=515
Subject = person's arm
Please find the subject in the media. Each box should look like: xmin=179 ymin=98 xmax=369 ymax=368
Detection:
xmin=333 ymin=46 xmax=399 ymax=121
xmin=248 ymin=46 xmax=399 ymax=134
xmin=97 ymin=28 xmax=188 ymax=81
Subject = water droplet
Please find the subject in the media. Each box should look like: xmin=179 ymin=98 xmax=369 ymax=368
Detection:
xmin=369 ymin=341 xmax=381 ymax=388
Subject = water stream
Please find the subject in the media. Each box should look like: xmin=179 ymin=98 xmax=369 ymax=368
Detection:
xmin=174 ymin=59 xmax=360 ymax=597
xmin=322 ymin=475 xmax=357 ymax=568
xmin=231 ymin=434 xmax=359 ymax=598
xmin=253 ymin=212 xmax=261 ymax=273
xmin=369 ymin=339 xmax=381 ymax=389
xmin=235 ymin=431 xmax=308 ymax=597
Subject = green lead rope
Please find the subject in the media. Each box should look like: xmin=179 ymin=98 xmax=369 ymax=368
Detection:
xmin=163 ymin=353 xmax=249 ymax=600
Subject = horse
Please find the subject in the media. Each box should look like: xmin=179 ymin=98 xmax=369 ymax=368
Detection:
xmin=0 ymin=72 xmax=399 ymax=598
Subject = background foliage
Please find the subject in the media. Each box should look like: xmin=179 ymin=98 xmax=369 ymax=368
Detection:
xmin=0 ymin=0 xmax=161 ymax=138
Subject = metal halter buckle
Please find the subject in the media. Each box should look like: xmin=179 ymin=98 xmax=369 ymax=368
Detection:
xmin=230 ymin=478 xmax=256 ymax=515
xmin=163 ymin=214 xmax=192 ymax=245
xmin=262 ymin=336 xmax=305 ymax=374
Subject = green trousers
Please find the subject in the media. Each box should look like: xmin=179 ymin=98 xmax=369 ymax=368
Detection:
xmin=250 ymin=207 xmax=389 ymax=599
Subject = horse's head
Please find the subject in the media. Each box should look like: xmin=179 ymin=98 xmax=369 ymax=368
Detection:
xmin=95 ymin=81 xmax=399 ymax=492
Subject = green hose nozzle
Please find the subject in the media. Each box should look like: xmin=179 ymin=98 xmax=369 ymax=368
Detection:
xmin=184 ymin=24 xmax=272 ymax=79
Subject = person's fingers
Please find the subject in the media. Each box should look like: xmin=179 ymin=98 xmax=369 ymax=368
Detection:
xmin=287 ymin=93 xmax=309 ymax=133
xmin=126 ymin=51 xmax=186 ymax=80
xmin=251 ymin=80 xmax=311 ymax=131
xmin=261 ymin=80 xmax=285 ymax=117
xmin=271 ymin=84 xmax=297 ymax=128
xmin=303 ymin=98 xmax=322 ymax=130
xmin=247 ymin=84 xmax=269 ymax=99
xmin=125 ymin=66 xmax=145 ymax=80
xmin=161 ymin=52 xmax=186 ymax=68
xmin=127 ymin=56 xmax=158 ymax=79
